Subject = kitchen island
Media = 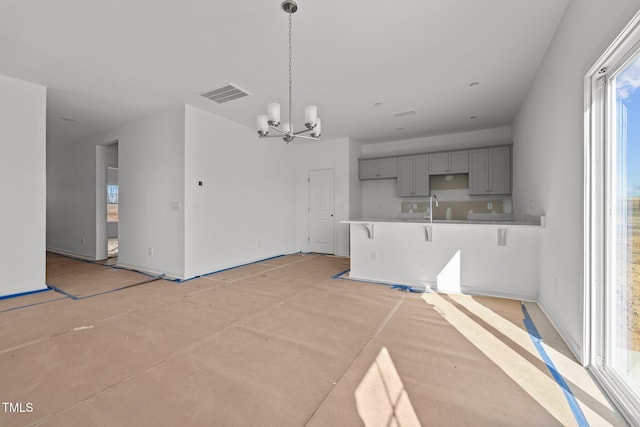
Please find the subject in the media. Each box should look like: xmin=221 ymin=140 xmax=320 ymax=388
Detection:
xmin=342 ymin=218 xmax=541 ymax=300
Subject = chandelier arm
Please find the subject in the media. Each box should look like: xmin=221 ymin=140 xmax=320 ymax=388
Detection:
xmin=268 ymin=125 xmax=288 ymax=135
xmin=295 ymin=134 xmax=320 ymax=141
xmin=293 ymin=127 xmax=313 ymax=136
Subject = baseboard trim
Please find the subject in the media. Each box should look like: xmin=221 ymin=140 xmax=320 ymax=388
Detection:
xmin=537 ymin=301 xmax=582 ymax=363
xmin=46 ymin=247 xmax=96 ymax=261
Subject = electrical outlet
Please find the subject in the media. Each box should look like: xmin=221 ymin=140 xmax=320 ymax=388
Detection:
xmin=81 ymin=237 xmax=85 ymax=245
xmin=554 ymin=278 xmax=559 ymax=293
xmin=148 ymin=247 xmax=154 ymax=256
xmin=370 ymin=251 xmax=378 ymax=261
xmin=487 ymin=202 xmax=493 ymax=210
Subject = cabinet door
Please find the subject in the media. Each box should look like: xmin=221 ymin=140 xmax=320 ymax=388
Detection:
xmin=398 ymin=155 xmax=429 ymax=196
xmin=397 ymin=156 xmax=415 ymax=196
xmin=489 ymin=146 xmax=511 ymax=194
xmin=449 ymin=150 xmax=469 ymax=173
xmin=413 ymin=154 xmax=430 ymax=196
xmin=359 ymin=159 xmax=379 ymax=180
xmin=469 ymin=149 xmax=490 ymax=195
xmin=377 ymin=157 xmax=398 ymax=178
xmin=429 ymin=152 xmax=449 ymax=175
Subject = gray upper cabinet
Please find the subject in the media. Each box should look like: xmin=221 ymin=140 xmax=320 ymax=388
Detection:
xmin=449 ymin=151 xmax=469 ymax=173
xmin=468 ymin=146 xmax=511 ymax=195
xmin=398 ymin=154 xmax=429 ymax=196
xmin=429 ymin=150 xmax=469 ymax=175
xmin=359 ymin=157 xmax=398 ymax=180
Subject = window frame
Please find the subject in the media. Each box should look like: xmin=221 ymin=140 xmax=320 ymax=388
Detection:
xmin=584 ymin=10 xmax=640 ymax=424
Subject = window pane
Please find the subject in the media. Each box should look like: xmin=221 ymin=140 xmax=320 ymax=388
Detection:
xmin=107 ymin=184 xmax=118 ymax=223
xmin=610 ymin=55 xmax=640 ymax=394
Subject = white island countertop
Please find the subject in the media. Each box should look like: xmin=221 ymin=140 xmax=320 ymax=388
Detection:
xmin=342 ymin=217 xmax=541 ymax=300
xmin=342 ymin=217 xmax=542 ymax=227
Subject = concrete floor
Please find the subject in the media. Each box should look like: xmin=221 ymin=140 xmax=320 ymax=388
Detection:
xmin=0 ymin=253 xmax=626 ymax=426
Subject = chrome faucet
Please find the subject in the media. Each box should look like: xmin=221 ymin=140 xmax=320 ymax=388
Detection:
xmin=425 ymin=193 xmax=439 ymax=222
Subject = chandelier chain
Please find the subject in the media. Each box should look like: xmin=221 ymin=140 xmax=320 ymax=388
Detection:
xmin=288 ymin=12 xmax=293 ymax=93
xmin=288 ymin=11 xmax=293 ymax=133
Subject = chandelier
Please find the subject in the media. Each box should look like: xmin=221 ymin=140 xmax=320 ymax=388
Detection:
xmin=256 ymin=0 xmax=321 ymax=143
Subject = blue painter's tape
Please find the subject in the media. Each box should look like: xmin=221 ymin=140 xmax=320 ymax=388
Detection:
xmin=332 ymin=269 xmax=350 ymax=279
xmin=331 ymin=270 xmax=426 ymax=293
xmin=521 ymin=304 xmax=589 ymax=427
xmin=390 ymin=284 xmax=425 ymax=293
xmin=47 ymin=273 xmax=164 ymax=301
xmin=201 ymin=254 xmax=287 ymax=279
xmin=47 ymin=284 xmax=79 ymax=300
xmin=0 ymin=296 xmax=68 ymax=314
xmin=0 ymin=288 xmax=51 ymax=301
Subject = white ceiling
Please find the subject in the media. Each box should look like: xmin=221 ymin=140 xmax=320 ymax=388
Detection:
xmin=0 ymin=0 xmax=569 ymax=147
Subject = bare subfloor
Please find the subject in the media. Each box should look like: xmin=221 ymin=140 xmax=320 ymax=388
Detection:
xmin=0 ymin=254 xmax=626 ymax=426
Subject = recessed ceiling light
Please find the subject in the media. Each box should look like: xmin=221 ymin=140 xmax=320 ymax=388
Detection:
xmin=393 ymin=109 xmax=416 ymax=117
xmin=61 ymin=117 xmax=75 ymax=122
xmin=374 ymin=102 xmax=383 ymax=107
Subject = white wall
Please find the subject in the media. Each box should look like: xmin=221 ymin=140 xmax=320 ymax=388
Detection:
xmin=360 ymin=126 xmax=512 ymax=157
xmin=359 ymin=127 xmax=513 ymax=219
xmin=0 ymin=74 xmax=47 ymax=296
xmin=48 ymin=137 xmax=117 ymax=260
xmin=184 ymin=105 xmax=298 ymax=278
xmin=48 ymin=104 xmax=303 ymax=281
xmin=349 ymin=138 xmax=363 ymax=220
xmin=48 ymin=106 xmax=186 ymax=278
xmin=114 ymin=107 xmax=186 ymax=278
xmin=47 ymin=138 xmax=98 ymax=259
xmin=512 ymin=0 xmax=640 ymax=358
xmin=295 ymin=137 xmax=352 ymax=257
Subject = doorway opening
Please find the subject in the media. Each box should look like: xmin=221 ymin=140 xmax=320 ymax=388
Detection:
xmin=96 ymin=141 xmax=118 ymax=263
xmin=107 ymin=166 xmax=119 ymax=260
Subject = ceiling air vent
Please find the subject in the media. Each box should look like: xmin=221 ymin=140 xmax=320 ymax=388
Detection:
xmin=200 ymin=84 xmax=251 ymax=104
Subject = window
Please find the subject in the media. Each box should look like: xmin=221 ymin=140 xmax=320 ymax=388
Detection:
xmin=107 ymin=184 xmax=119 ymax=223
xmin=586 ymin=11 xmax=640 ymax=423
xmin=608 ymin=55 xmax=640 ymax=395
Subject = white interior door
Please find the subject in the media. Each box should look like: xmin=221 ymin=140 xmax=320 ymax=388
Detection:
xmin=309 ymin=169 xmax=335 ymax=254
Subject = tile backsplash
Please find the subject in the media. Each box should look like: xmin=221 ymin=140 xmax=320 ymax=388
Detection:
xmin=400 ymin=199 xmax=505 ymax=220
xmin=362 ymin=173 xmax=512 ymax=220
xmin=430 ymin=174 xmax=469 ymax=190
xmin=400 ymin=174 xmax=509 ymax=220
